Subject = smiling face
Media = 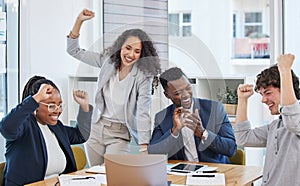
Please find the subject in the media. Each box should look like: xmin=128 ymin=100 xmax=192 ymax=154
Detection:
xmin=35 ymin=89 xmax=62 ymax=125
xmin=120 ymin=36 xmax=142 ymax=68
xmin=164 ymin=76 xmax=193 ymax=109
xmin=259 ymin=86 xmax=281 ymax=115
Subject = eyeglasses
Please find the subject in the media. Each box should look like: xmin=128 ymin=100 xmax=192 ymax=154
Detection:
xmin=39 ymin=102 xmax=64 ymax=112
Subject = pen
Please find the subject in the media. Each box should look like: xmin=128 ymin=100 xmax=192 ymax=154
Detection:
xmin=192 ymin=174 xmax=215 ymax=177
xmin=170 ymin=169 xmax=190 ymax=173
xmin=72 ymin=176 xmax=95 ymax=180
xmin=202 ymin=170 xmax=217 ymax=173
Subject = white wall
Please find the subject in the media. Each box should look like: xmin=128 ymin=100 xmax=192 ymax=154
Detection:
xmin=20 ymin=0 xmax=101 ymax=124
xmin=169 ymin=0 xmax=232 ymax=76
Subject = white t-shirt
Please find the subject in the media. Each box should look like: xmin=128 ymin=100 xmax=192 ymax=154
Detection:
xmin=102 ymin=71 xmax=130 ymax=123
xmin=38 ymin=123 xmax=67 ymax=179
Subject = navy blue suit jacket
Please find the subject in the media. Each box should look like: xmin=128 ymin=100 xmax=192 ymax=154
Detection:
xmin=148 ymin=98 xmax=236 ymax=163
xmin=0 ymin=96 xmax=92 ymax=186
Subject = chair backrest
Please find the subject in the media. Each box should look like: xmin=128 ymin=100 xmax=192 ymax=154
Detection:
xmin=71 ymin=146 xmax=87 ymax=170
xmin=228 ymin=148 xmax=245 ymax=165
xmin=0 ymin=162 xmax=5 ymax=186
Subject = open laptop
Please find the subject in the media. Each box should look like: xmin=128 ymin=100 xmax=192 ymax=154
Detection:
xmin=104 ymin=154 xmax=168 ymax=186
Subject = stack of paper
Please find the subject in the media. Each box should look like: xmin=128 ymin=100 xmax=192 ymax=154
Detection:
xmin=85 ymin=165 xmax=106 ymax=174
xmin=186 ymin=173 xmax=225 ymax=186
xmin=58 ymin=174 xmax=106 ymax=186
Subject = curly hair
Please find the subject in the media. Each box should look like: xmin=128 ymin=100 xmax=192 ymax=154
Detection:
xmin=255 ymin=65 xmax=300 ymax=99
xmin=22 ymin=75 xmax=60 ymax=101
xmin=105 ymin=29 xmax=161 ymax=94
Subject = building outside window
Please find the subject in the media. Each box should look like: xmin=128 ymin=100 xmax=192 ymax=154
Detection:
xmin=244 ymin=12 xmax=263 ymax=37
xmin=169 ymin=12 xmax=191 ymax=37
xmin=233 ymin=10 xmax=270 ymax=60
xmin=168 ymin=13 xmax=179 ymax=36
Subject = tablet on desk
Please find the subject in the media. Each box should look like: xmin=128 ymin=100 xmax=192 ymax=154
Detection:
xmin=170 ymin=162 xmax=207 ymax=173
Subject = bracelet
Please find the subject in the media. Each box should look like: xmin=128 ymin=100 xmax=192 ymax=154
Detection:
xmin=139 ymin=147 xmax=148 ymax=152
xmin=69 ymin=31 xmax=80 ymax=39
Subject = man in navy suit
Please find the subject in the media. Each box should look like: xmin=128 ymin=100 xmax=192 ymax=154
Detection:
xmin=148 ymin=67 xmax=236 ymax=163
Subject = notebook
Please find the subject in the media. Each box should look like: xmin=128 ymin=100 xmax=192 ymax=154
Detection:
xmin=104 ymin=154 xmax=168 ymax=186
xmin=186 ymin=173 xmax=225 ymax=186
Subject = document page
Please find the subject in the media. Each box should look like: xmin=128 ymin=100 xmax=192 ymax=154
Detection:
xmin=85 ymin=165 xmax=106 ymax=174
xmin=186 ymin=173 xmax=225 ymax=186
xmin=58 ymin=174 xmax=106 ymax=186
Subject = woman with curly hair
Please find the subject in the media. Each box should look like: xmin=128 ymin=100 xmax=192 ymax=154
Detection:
xmin=67 ymin=9 xmax=161 ymax=165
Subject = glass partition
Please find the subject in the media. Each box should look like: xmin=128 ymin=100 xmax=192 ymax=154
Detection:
xmin=0 ymin=0 xmax=19 ymax=162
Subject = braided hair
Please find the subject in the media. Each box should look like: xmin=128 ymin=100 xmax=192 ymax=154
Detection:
xmin=22 ymin=75 xmax=60 ymax=101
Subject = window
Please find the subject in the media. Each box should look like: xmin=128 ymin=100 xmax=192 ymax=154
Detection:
xmin=0 ymin=6 xmax=6 ymax=119
xmin=244 ymin=12 xmax=263 ymax=37
xmin=233 ymin=13 xmax=236 ymax=37
xmin=169 ymin=14 xmax=179 ymax=36
xmin=0 ymin=75 xmax=5 ymax=119
xmin=232 ymin=7 xmax=270 ymax=60
xmin=0 ymin=0 xmax=19 ymax=162
xmin=169 ymin=12 xmax=192 ymax=37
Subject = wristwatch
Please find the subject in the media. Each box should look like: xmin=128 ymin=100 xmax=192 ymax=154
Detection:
xmin=202 ymin=130 xmax=208 ymax=141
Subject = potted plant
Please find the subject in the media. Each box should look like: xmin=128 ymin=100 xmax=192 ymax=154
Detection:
xmin=217 ymin=86 xmax=238 ymax=115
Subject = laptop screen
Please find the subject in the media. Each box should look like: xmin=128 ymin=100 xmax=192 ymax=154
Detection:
xmin=104 ymin=154 xmax=168 ymax=186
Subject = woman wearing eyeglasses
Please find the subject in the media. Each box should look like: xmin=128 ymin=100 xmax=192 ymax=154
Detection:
xmin=0 ymin=75 xmax=93 ymax=186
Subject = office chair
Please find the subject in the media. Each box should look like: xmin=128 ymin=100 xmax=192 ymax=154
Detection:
xmin=71 ymin=146 xmax=87 ymax=170
xmin=228 ymin=148 xmax=245 ymax=165
xmin=0 ymin=162 xmax=5 ymax=186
